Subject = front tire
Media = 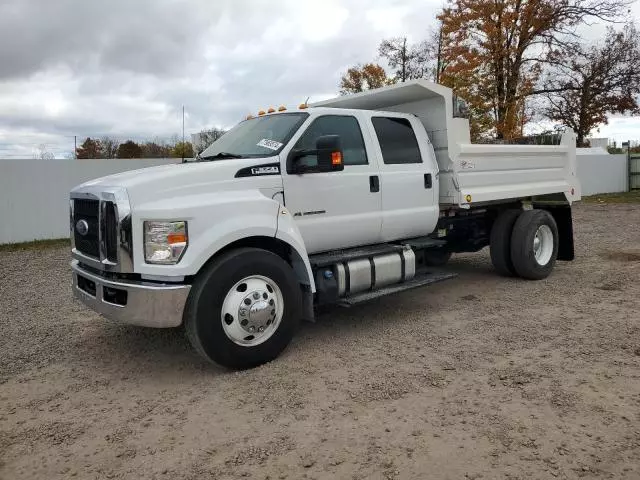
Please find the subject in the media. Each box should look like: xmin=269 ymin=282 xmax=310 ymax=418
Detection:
xmin=510 ymin=210 xmax=559 ymax=280
xmin=184 ymin=248 xmax=302 ymax=369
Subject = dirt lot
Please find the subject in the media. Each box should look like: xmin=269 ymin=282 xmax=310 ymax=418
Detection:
xmin=1 ymin=203 xmax=640 ymax=480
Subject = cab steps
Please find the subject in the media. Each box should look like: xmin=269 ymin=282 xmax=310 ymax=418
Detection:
xmin=338 ymin=271 xmax=458 ymax=307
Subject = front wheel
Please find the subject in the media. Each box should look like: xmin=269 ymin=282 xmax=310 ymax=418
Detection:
xmin=184 ymin=248 xmax=302 ymax=369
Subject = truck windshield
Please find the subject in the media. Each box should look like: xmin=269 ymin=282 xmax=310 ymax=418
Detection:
xmin=199 ymin=113 xmax=309 ymax=161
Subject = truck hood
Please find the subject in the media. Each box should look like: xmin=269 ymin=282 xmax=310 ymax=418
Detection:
xmin=73 ymin=157 xmax=283 ymax=205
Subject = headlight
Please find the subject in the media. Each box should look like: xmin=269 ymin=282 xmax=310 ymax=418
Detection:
xmin=144 ymin=221 xmax=188 ymax=264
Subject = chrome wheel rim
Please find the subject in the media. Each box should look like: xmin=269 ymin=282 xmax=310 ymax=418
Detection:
xmin=533 ymin=224 xmax=554 ymax=266
xmin=221 ymin=275 xmax=284 ymax=347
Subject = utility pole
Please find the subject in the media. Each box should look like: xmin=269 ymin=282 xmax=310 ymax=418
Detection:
xmin=74 ymin=135 xmax=77 ymax=159
xmin=182 ymin=105 xmax=185 ymax=163
xmin=436 ymin=26 xmax=443 ymax=84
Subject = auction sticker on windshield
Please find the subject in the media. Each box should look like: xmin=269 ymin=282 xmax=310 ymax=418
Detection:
xmin=257 ymin=139 xmax=283 ymax=151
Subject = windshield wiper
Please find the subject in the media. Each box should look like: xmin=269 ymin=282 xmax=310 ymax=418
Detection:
xmin=199 ymin=152 xmax=243 ymax=161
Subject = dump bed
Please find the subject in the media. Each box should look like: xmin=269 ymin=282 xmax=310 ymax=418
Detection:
xmin=313 ymin=80 xmax=581 ymax=207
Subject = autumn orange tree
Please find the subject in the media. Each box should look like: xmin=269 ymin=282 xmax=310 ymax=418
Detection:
xmin=75 ymin=137 xmax=103 ymax=159
xmin=339 ymin=63 xmax=394 ymax=95
xmin=438 ymin=0 xmax=631 ymax=140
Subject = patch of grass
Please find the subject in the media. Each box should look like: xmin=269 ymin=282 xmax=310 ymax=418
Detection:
xmin=0 ymin=238 xmax=70 ymax=252
xmin=582 ymin=190 xmax=640 ymax=204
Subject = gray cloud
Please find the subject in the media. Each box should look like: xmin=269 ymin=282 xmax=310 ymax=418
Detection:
xmin=0 ymin=0 xmax=637 ymax=157
xmin=0 ymin=0 xmax=210 ymax=80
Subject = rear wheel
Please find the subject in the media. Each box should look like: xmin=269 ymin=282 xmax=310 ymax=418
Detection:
xmin=510 ymin=209 xmax=559 ymax=280
xmin=490 ymin=209 xmax=521 ymax=276
xmin=184 ymin=248 xmax=302 ymax=369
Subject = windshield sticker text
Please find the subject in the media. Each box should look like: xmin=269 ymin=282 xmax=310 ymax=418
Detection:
xmin=257 ymin=139 xmax=283 ymax=151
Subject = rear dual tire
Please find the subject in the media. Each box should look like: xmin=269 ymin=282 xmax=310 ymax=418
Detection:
xmin=490 ymin=209 xmax=521 ymax=276
xmin=490 ymin=209 xmax=559 ymax=280
xmin=510 ymin=210 xmax=559 ymax=280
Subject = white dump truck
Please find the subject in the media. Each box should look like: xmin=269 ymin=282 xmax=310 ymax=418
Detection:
xmin=70 ymin=80 xmax=580 ymax=368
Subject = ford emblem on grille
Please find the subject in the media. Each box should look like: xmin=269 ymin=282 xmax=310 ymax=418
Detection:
xmin=76 ymin=219 xmax=89 ymax=236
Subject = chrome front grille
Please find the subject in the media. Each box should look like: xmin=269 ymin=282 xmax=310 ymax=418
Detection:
xmin=102 ymin=200 xmax=118 ymax=262
xmin=70 ymin=187 xmax=133 ymax=273
xmin=73 ymin=198 xmax=100 ymax=258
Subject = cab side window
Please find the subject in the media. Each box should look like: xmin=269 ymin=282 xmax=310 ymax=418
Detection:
xmin=292 ymin=115 xmax=367 ymax=169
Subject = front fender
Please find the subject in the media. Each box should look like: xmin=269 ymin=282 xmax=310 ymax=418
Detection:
xmin=275 ymin=206 xmax=316 ymax=292
xmin=133 ymin=190 xmax=281 ymax=277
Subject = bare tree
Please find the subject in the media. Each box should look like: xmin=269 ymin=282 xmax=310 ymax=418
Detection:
xmin=378 ymin=37 xmax=432 ymax=82
xmin=194 ymin=128 xmax=226 ymax=154
xmin=543 ymin=24 xmax=640 ymax=146
xmin=101 ymin=136 xmax=120 ymax=158
xmin=33 ymin=144 xmax=55 ymax=160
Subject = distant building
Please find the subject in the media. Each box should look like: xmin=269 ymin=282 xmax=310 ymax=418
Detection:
xmin=588 ymin=137 xmax=609 ymax=151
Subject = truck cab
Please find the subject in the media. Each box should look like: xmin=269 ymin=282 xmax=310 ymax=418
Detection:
xmin=70 ymin=80 xmax=579 ymax=369
xmin=198 ymin=107 xmax=440 ymax=253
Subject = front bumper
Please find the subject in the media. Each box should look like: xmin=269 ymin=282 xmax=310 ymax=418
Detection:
xmin=71 ymin=260 xmax=190 ymax=328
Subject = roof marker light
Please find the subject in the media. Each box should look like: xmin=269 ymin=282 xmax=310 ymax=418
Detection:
xmin=278 ymin=106 xmax=287 ymax=112
xmin=299 ymin=103 xmax=308 ymax=109
xmin=258 ymin=110 xmax=266 ymax=116
xmin=267 ymin=107 xmax=276 ymax=113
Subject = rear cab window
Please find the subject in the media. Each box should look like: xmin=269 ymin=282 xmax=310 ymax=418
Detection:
xmin=371 ymin=117 xmax=423 ymax=165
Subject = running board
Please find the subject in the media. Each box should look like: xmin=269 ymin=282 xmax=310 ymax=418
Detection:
xmin=399 ymin=236 xmax=447 ymax=250
xmin=338 ymin=271 xmax=458 ymax=307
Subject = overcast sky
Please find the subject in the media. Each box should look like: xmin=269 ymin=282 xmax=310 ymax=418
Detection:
xmin=0 ymin=0 xmax=638 ymax=158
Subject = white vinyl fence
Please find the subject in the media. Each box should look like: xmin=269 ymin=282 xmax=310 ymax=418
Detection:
xmin=0 ymin=158 xmax=181 ymax=244
xmin=0 ymin=152 xmax=630 ymax=244
xmin=575 ymin=150 xmax=628 ymax=195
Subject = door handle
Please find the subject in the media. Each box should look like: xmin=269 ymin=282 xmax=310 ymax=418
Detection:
xmin=369 ymin=175 xmax=380 ymax=193
xmin=424 ymin=173 xmax=432 ymax=189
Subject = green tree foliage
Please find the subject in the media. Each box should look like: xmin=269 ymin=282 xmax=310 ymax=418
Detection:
xmin=116 ymin=140 xmax=143 ymax=159
xmin=171 ymin=141 xmax=194 ymax=159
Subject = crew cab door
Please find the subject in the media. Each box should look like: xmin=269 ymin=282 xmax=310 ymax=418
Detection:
xmin=281 ymin=113 xmax=382 ymax=254
xmin=367 ymin=115 xmax=439 ymax=241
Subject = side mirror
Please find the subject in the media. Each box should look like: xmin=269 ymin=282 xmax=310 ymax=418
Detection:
xmin=289 ymin=134 xmax=344 ymax=174
xmin=316 ymin=135 xmax=344 ymax=172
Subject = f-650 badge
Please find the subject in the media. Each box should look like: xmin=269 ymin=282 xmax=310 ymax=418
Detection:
xmin=251 ymin=166 xmax=279 ymax=175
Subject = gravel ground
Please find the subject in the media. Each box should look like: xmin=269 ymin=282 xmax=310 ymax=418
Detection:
xmin=1 ymin=203 xmax=639 ymax=480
